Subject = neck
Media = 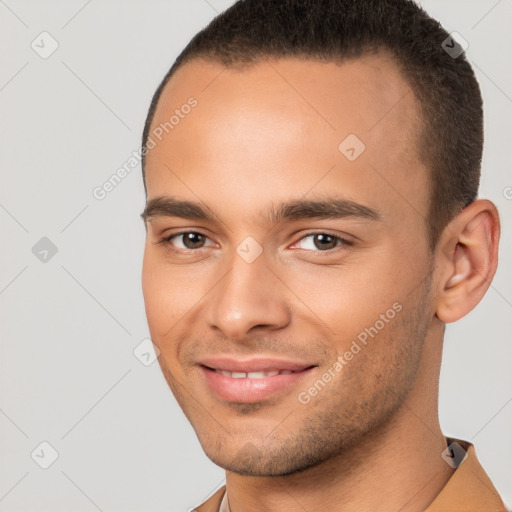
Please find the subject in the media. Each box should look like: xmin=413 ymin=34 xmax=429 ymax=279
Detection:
xmin=224 ymin=323 xmax=454 ymax=512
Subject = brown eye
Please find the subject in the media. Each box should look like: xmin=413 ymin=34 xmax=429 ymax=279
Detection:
xmin=181 ymin=232 xmax=207 ymax=249
xmin=160 ymin=231 xmax=216 ymax=251
xmin=312 ymin=234 xmax=337 ymax=250
xmin=292 ymin=232 xmax=349 ymax=252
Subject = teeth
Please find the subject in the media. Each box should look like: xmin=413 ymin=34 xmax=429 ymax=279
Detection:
xmin=216 ymin=369 xmax=290 ymax=378
xmin=247 ymin=370 xmax=279 ymax=378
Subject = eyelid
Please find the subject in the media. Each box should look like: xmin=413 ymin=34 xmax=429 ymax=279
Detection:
xmin=157 ymin=229 xmax=217 ymax=251
xmin=158 ymin=229 xmax=353 ymax=254
xmin=288 ymin=231 xmax=353 ymax=251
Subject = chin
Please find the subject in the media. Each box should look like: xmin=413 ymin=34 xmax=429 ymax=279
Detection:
xmin=202 ymin=438 xmax=334 ymax=477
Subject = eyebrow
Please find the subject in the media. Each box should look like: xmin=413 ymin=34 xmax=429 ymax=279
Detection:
xmin=141 ymin=195 xmax=381 ymax=224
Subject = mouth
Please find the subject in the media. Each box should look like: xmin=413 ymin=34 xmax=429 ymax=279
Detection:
xmin=197 ymin=357 xmax=317 ymax=403
xmin=209 ymin=368 xmax=298 ymax=379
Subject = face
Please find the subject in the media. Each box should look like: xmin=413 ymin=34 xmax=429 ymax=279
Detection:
xmin=142 ymin=53 xmax=436 ymax=476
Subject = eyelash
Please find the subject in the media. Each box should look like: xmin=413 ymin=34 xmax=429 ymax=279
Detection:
xmin=157 ymin=230 xmax=353 ymax=255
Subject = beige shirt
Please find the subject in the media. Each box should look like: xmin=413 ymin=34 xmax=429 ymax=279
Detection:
xmin=194 ymin=438 xmax=507 ymax=511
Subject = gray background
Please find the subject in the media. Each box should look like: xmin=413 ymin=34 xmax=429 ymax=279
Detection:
xmin=0 ymin=0 xmax=511 ymax=510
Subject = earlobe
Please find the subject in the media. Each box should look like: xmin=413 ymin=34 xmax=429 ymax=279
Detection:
xmin=436 ymin=200 xmax=500 ymax=324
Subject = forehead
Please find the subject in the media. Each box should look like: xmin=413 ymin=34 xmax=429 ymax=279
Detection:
xmin=145 ymin=53 xmax=428 ymax=229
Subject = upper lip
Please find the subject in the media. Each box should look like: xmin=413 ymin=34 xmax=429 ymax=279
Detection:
xmin=198 ymin=356 xmax=316 ymax=373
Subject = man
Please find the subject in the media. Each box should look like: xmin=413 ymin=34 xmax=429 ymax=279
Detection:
xmin=140 ymin=0 xmax=507 ymax=510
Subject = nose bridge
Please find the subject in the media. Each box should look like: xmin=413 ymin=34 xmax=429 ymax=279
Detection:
xmin=204 ymin=247 xmax=290 ymax=338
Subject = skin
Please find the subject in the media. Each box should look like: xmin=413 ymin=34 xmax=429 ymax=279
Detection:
xmin=141 ymin=52 xmax=500 ymax=512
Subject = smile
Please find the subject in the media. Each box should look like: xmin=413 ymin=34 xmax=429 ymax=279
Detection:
xmin=198 ymin=358 xmax=317 ymax=403
xmin=212 ymin=369 xmax=296 ymax=379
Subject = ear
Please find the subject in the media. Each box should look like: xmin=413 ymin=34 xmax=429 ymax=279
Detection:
xmin=435 ymin=199 xmax=500 ymax=323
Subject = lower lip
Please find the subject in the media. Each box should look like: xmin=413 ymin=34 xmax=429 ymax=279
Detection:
xmin=199 ymin=366 xmax=315 ymax=403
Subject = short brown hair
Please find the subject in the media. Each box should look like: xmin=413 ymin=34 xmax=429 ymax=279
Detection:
xmin=142 ymin=0 xmax=483 ymax=249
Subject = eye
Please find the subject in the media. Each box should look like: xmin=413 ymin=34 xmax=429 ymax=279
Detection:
xmin=159 ymin=231 xmax=216 ymax=251
xmin=291 ymin=232 xmax=350 ymax=251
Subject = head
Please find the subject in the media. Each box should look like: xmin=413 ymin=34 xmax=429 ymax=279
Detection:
xmin=140 ymin=0 xmax=499 ymax=476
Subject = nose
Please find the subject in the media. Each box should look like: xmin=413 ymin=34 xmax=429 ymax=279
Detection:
xmin=203 ymin=249 xmax=291 ymax=340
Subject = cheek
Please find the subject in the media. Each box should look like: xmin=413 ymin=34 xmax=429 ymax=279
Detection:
xmin=141 ymin=257 xmax=185 ymax=375
xmin=142 ymin=252 xmax=166 ymax=330
xmin=141 ymin=250 xmax=189 ymax=337
xmin=141 ymin=248 xmax=216 ymax=355
xmin=279 ymin=252 xmax=408 ymax=336
xmin=281 ymin=249 xmax=429 ymax=369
